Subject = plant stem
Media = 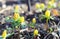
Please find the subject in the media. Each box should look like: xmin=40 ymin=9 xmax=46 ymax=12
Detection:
xmin=46 ymin=19 xmax=48 ymax=29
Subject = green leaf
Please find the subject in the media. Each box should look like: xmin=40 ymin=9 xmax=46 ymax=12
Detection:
xmin=50 ymin=16 xmax=54 ymax=20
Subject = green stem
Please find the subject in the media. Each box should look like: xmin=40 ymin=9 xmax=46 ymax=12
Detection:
xmin=46 ymin=19 xmax=48 ymax=29
xmin=46 ymin=19 xmax=48 ymax=24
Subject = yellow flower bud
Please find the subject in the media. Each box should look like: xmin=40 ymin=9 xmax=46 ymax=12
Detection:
xmin=45 ymin=10 xmax=50 ymax=18
xmin=32 ymin=18 xmax=36 ymax=23
xmin=40 ymin=3 xmax=45 ymax=9
xmin=47 ymin=1 xmax=52 ymax=9
xmin=14 ymin=5 xmax=19 ymax=13
xmin=48 ymin=1 xmax=52 ymax=5
xmin=34 ymin=29 xmax=38 ymax=36
xmin=50 ymin=0 xmax=55 ymax=4
xmin=2 ymin=30 xmax=7 ymax=38
xmin=13 ymin=13 xmax=20 ymax=21
xmin=20 ymin=16 xmax=25 ymax=23
xmin=35 ymin=3 xmax=40 ymax=9
xmin=15 ymin=5 xmax=19 ymax=10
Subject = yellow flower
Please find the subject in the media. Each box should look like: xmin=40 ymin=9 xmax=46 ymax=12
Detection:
xmin=40 ymin=3 xmax=45 ymax=9
xmin=48 ymin=1 xmax=52 ymax=5
xmin=45 ymin=10 xmax=50 ymax=18
xmin=2 ymin=30 xmax=7 ymax=38
xmin=47 ymin=1 xmax=52 ymax=9
xmin=34 ymin=29 xmax=38 ymax=36
xmin=32 ymin=18 xmax=36 ymax=23
xmin=13 ymin=13 xmax=20 ymax=21
xmin=15 ymin=5 xmax=19 ymax=10
xmin=20 ymin=16 xmax=25 ymax=23
xmin=35 ymin=3 xmax=40 ymax=9
xmin=50 ymin=0 xmax=55 ymax=4
xmin=14 ymin=5 xmax=19 ymax=13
